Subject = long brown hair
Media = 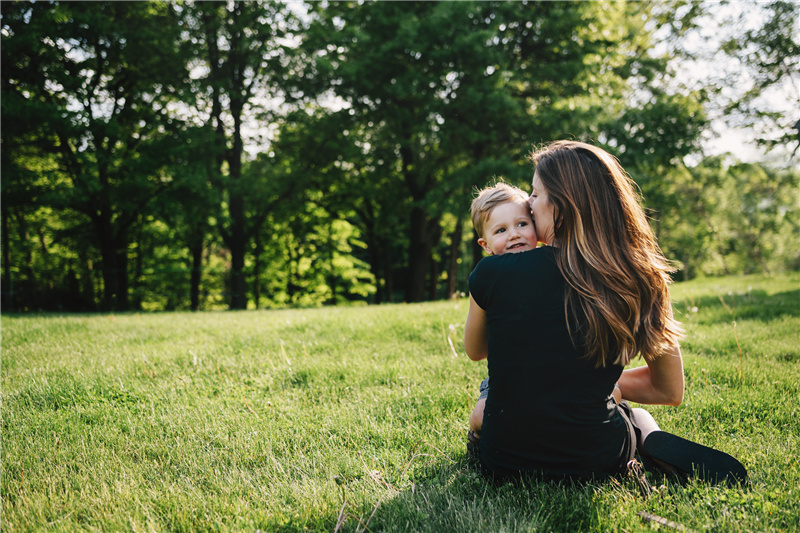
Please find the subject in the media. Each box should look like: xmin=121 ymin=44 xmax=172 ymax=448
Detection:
xmin=530 ymin=140 xmax=683 ymax=366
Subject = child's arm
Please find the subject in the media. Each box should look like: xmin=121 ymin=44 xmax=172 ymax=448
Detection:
xmin=465 ymin=293 xmax=488 ymax=361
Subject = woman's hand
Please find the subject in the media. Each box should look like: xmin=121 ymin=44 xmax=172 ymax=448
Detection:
xmin=617 ymin=344 xmax=684 ymax=406
xmin=612 ymin=383 xmax=622 ymax=404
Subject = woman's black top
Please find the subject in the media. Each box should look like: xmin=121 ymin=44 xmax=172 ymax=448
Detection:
xmin=469 ymin=246 xmax=629 ymax=479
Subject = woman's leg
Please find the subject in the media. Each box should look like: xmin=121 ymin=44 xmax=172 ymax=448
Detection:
xmin=632 ymin=407 xmax=682 ymax=475
xmin=632 ymin=407 xmax=660 ymax=448
xmin=634 ymin=407 xmax=747 ymax=484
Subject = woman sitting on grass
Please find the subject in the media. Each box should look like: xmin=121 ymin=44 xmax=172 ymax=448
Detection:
xmin=465 ymin=140 xmax=747 ymax=484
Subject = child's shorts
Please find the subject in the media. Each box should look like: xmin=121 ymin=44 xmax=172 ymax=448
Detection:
xmin=478 ymin=377 xmax=490 ymax=400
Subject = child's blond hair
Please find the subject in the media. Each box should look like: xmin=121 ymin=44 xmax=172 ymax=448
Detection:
xmin=470 ymin=182 xmax=530 ymax=238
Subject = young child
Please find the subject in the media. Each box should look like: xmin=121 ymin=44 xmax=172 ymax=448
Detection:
xmin=466 ymin=182 xmax=538 ymax=455
xmin=465 ymin=182 xmax=623 ymax=457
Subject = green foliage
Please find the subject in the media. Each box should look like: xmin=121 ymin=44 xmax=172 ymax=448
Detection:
xmin=720 ymin=1 xmax=800 ymax=151
xmin=1 ymin=203 xmax=100 ymax=311
xmin=2 ymin=1 xmax=190 ymax=310
xmin=254 ymin=212 xmax=376 ymax=309
xmin=178 ymin=0 xmax=303 ymax=310
xmin=2 ymin=272 xmax=799 ymax=531
xmin=297 ymin=0 xmax=709 ymax=302
xmin=647 ymin=158 xmax=800 ymax=279
xmin=2 ymin=1 xmax=796 ymax=312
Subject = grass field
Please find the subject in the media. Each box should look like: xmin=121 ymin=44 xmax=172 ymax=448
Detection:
xmin=2 ymin=272 xmax=798 ymax=532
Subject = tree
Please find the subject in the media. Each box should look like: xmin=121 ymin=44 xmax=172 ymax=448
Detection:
xmin=302 ymin=1 xmax=707 ymax=301
xmin=721 ymin=1 xmax=799 ymax=154
xmin=268 ymin=106 xmax=408 ymax=303
xmin=149 ymin=128 xmax=219 ymax=311
xmin=302 ymin=2 xmax=532 ymax=301
xmin=655 ymin=157 xmax=800 ymax=278
xmin=181 ymin=1 xmax=300 ymax=309
xmin=2 ymin=1 xmax=189 ymax=310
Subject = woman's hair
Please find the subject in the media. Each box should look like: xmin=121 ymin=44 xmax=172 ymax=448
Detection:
xmin=470 ymin=181 xmax=529 ymax=238
xmin=529 ymin=140 xmax=683 ymax=366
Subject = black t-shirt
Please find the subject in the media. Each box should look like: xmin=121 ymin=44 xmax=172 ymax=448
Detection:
xmin=469 ymin=247 xmax=629 ymax=478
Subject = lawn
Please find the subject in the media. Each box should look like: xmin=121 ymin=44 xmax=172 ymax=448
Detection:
xmin=2 ymin=272 xmax=798 ymax=532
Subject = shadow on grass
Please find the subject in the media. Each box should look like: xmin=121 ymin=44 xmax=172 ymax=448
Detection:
xmin=330 ymin=453 xmax=643 ymax=533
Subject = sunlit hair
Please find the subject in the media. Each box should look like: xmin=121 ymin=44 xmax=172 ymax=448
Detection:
xmin=529 ymin=140 xmax=683 ymax=367
xmin=470 ymin=181 xmax=530 ymax=238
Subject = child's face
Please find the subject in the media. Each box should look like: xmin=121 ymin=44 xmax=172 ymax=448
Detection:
xmin=478 ymin=200 xmax=538 ymax=256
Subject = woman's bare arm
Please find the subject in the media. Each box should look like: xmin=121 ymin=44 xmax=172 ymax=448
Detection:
xmin=618 ymin=344 xmax=684 ymax=406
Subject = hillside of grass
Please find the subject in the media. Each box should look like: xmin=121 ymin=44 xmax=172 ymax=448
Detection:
xmin=2 ymin=272 xmax=798 ymax=532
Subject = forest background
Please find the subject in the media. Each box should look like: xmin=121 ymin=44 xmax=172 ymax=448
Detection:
xmin=2 ymin=0 xmax=798 ymax=313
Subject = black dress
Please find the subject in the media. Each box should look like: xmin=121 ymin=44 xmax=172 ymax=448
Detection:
xmin=469 ymin=247 xmax=635 ymax=480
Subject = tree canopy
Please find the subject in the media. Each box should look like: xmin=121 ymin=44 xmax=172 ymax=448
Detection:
xmin=2 ymin=0 xmax=798 ymax=312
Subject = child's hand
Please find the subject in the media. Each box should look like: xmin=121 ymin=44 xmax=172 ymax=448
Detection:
xmin=612 ymin=383 xmax=622 ymax=404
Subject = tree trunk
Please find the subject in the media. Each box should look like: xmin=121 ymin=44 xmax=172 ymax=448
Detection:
xmin=95 ymin=216 xmax=130 ymax=311
xmin=97 ymin=219 xmax=117 ymax=310
xmin=327 ymin=221 xmax=337 ymax=305
xmin=36 ymin=227 xmax=49 ymax=268
xmin=405 ymin=205 xmax=431 ymax=302
xmin=190 ymin=240 xmax=203 ymax=311
xmin=229 ymin=228 xmax=247 ymax=310
xmin=366 ymin=226 xmax=383 ymax=304
xmin=447 ymin=217 xmax=464 ymax=298
xmin=131 ymin=224 xmax=144 ymax=310
xmin=252 ymin=234 xmax=262 ymax=310
xmin=83 ymin=254 xmax=96 ymax=310
xmin=98 ymin=248 xmax=117 ymax=310
xmin=286 ymin=238 xmax=299 ymax=304
xmin=382 ymin=243 xmax=394 ymax=303
xmin=227 ymin=95 xmax=248 ymax=309
xmin=427 ymin=255 xmax=439 ymax=301
xmin=2 ymin=207 xmax=13 ymax=310
xmin=227 ymin=185 xmax=248 ymax=309
xmin=426 ymin=218 xmax=443 ymax=301
xmin=115 ymin=228 xmax=130 ymax=310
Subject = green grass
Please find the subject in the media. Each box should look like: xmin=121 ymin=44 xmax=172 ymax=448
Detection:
xmin=2 ymin=271 xmax=798 ymax=532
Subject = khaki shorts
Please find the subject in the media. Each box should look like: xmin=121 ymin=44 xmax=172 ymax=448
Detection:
xmin=478 ymin=377 xmax=490 ymax=400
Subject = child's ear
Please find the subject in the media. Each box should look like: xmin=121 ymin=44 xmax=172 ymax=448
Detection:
xmin=477 ymin=238 xmax=493 ymax=255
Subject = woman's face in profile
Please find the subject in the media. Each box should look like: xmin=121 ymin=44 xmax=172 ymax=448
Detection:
xmin=529 ymin=172 xmax=555 ymax=245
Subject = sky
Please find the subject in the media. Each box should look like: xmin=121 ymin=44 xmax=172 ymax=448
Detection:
xmin=673 ymin=1 xmax=798 ymax=165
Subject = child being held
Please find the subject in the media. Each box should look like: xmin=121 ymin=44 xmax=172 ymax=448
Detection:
xmin=466 ymin=182 xmax=538 ymax=456
xmin=465 ymin=182 xmax=623 ymax=457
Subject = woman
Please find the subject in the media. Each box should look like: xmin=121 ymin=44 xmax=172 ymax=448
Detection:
xmin=465 ymin=140 xmax=746 ymax=484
